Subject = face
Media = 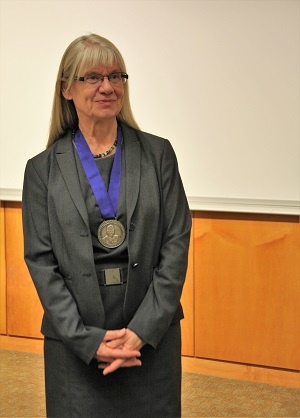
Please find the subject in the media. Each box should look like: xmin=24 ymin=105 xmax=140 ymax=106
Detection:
xmin=62 ymin=64 xmax=124 ymax=125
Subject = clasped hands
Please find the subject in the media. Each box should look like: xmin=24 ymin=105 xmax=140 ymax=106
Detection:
xmin=95 ymin=328 xmax=144 ymax=375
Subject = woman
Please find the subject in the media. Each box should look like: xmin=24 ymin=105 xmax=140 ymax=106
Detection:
xmin=22 ymin=33 xmax=191 ymax=418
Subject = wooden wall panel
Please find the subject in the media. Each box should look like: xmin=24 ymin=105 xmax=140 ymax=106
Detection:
xmin=2 ymin=203 xmax=300 ymax=377
xmin=5 ymin=202 xmax=43 ymax=338
xmin=194 ymin=212 xmax=300 ymax=370
xmin=3 ymin=203 xmax=197 ymax=352
xmin=181 ymin=215 xmax=194 ymax=356
xmin=0 ymin=201 xmax=7 ymax=334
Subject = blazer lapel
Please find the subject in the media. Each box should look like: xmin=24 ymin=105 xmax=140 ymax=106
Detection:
xmin=122 ymin=124 xmax=141 ymax=222
xmin=54 ymin=126 xmax=141 ymax=228
xmin=55 ymin=133 xmax=89 ymax=227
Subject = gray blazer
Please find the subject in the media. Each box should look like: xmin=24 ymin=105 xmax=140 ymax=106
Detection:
xmin=22 ymin=123 xmax=191 ymax=365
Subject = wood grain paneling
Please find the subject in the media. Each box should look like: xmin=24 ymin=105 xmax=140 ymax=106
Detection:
xmin=0 ymin=335 xmax=43 ymax=354
xmin=182 ymin=356 xmax=300 ymax=388
xmin=1 ymin=204 xmax=300 ymax=382
xmin=181 ymin=215 xmax=194 ymax=356
xmin=0 ymin=201 xmax=7 ymax=334
xmin=194 ymin=212 xmax=300 ymax=370
xmin=5 ymin=202 xmax=43 ymax=338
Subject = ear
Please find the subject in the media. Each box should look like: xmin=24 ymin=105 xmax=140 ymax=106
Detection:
xmin=61 ymin=80 xmax=73 ymax=100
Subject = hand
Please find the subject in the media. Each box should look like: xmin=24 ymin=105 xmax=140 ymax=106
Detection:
xmin=95 ymin=328 xmax=141 ymax=363
xmin=96 ymin=328 xmax=144 ymax=375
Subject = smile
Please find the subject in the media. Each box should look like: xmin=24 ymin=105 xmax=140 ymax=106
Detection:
xmin=96 ymin=99 xmax=116 ymax=104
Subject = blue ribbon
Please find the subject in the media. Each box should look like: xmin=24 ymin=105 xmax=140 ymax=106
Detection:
xmin=74 ymin=126 xmax=122 ymax=219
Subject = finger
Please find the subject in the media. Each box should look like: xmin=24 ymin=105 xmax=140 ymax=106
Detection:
xmin=106 ymin=339 xmax=125 ymax=349
xmin=105 ymin=347 xmax=141 ymax=358
xmin=95 ymin=346 xmax=141 ymax=363
xmin=98 ymin=359 xmax=142 ymax=371
xmin=97 ymin=362 xmax=108 ymax=369
xmin=102 ymin=358 xmax=124 ymax=375
xmin=96 ymin=356 xmax=115 ymax=363
xmin=102 ymin=358 xmax=142 ymax=375
xmin=104 ymin=328 xmax=126 ymax=342
xmin=120 ymin=358 xmax=142 ymax=368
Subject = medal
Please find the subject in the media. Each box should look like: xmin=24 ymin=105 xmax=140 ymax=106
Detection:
xmin=74 ymin=126 xmax=126 ymax=248
xmin=98 ymin=219 xmax=125 ymax=248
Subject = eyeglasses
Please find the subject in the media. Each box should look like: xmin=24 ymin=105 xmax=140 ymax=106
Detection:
xmin=74 ymin=72 xmax=128 ymax=85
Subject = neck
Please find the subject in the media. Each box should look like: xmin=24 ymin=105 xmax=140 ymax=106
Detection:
xmin=78 ymin=119 xmax=118 ymax=154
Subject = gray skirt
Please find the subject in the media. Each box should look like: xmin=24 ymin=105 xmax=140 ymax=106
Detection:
xmin=44 ymin=322 xmax=182 ymax=418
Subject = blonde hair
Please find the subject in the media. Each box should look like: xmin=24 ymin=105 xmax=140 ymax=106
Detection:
xmin=47 ymin=33 xmax=139 ymax=148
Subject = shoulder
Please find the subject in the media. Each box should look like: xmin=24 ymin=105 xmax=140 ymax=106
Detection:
xmin=28 ymin=131 xmax=72 ymax=169
xmin=121 ymin=123 xmax=174 ymax=155
xmin=24 ymin=132 xmax=73 ymax=188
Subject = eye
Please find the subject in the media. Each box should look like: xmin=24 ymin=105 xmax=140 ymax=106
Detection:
xmin=109 ymin=73 xmax=121 ymax=81
xmin=85 ymin=73 xmax=102 ymax=82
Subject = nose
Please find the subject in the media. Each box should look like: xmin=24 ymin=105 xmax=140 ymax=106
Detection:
xmin=98 ymin=77 xmax=114 ymax=93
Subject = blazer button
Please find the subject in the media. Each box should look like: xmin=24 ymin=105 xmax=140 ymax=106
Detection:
xmin=129 ymin=222 xmax=135 ymax=231
xmin=132 ymin=263 xmax=139 ymax=269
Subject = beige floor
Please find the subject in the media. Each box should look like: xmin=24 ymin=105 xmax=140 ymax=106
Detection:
xmin=0 ymin=349 xmax=299 ymax=417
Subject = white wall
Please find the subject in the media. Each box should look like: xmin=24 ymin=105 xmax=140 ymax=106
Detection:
xmin=0 ymin=0 xmax=299 ymax=212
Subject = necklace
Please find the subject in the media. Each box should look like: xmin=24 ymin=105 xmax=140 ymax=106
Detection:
xmin=92 ymin=139 xmax=117 ymax=159
xmin=72 ymin=130 xmax=117 ymax=159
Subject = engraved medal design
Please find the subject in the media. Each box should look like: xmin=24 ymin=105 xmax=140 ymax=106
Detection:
xmin=98 ymin=219 xmax=125 ymax=248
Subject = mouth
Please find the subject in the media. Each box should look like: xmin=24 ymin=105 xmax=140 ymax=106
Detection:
xmin=96 ymin=99 xmax=116 ymax=104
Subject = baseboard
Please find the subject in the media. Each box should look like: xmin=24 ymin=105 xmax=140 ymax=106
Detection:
xmin=0 ymin=335 xmax=43 ymax=354
xmin=1 ymin=336 xmax=299 ymax=388
xmin=182 ymin=356 xmax=300 ymax=388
